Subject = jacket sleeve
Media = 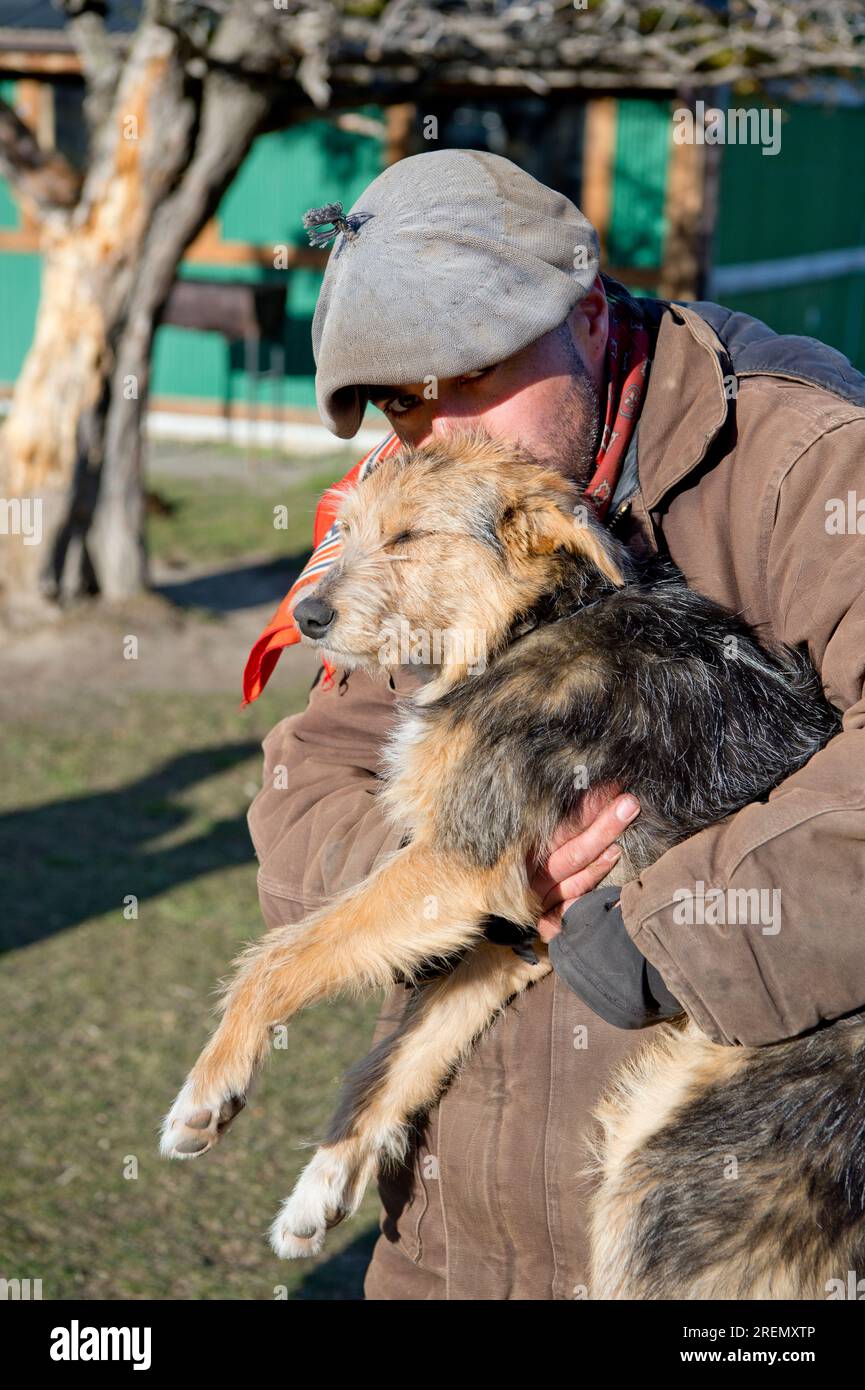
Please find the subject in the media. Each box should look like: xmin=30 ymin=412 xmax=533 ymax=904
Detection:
xmin=619 ymin=422 xmax=865 ymax=1046
xmin=247 ymin=662 xmax=421 ymax=930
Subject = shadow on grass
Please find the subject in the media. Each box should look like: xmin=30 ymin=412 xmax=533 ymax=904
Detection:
xmin=154 ymin=551 xmax=311 ymax=616
xmin=291 ymin=1226 xmax=380 ymax=1300
xmin=0 ymin=742 xmax=260 ymax=953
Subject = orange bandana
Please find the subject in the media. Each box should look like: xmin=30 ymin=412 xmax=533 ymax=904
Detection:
xmin=583 ymin=292 xmax=651 ymax=519
xmin=242 ymin=432 xmax=402 ymax=704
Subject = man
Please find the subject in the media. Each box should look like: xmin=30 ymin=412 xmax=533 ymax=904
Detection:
xmin=244 ymin=149 xmax=865 ymax=1299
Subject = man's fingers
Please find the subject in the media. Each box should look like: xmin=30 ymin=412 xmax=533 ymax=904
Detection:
xmin=546 ymin=794 xmax=639 ymax=884
xmin=528 ymin=784 xmax=622 ymax=884
xmin=534 ymin=794 xmax=640 ymax=903
xmin=540 ymin=843 xmax=622 ymax=912
xmin=543 ymin=784 xmax=623 ymax=856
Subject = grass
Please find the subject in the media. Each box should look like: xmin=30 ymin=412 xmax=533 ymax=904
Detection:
xmin=0 ymin=690 xmax=385 ymax=1300
xmin=0 ymin=457 xmax=392 ymax=1301
xmin=147 ymin=455 xmax=354 ymax=568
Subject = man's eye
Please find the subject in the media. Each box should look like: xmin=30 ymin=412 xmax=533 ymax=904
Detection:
xmin=386 ymin=395 xmax=420 ymax=417
xmin=458 ymin=367 xmax=495 ymax=387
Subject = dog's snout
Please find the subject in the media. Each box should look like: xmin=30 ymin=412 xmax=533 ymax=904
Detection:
xmin=294 ymin=596 xmax=336 ymax=639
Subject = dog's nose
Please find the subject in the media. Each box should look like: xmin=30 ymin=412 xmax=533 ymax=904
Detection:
xmin=294 ymin=596 xmax=336 ymax=638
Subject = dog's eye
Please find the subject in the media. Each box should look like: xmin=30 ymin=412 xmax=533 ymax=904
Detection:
xmin=387 ymin=530 xmax=415 ymax=548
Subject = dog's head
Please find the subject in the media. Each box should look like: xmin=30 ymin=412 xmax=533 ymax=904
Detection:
xmin=293 ymin=430 xmax=629 ymax=695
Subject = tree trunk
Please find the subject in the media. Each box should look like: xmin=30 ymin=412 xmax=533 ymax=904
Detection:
xmin=0 ymin=14 xmax=269 ymax=615
xmin=89 ymin=63 xmax=271 ymax=598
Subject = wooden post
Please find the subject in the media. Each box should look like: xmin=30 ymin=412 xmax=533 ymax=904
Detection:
xmin=384 ymin=102 xmax=415 ymax=166
xmin=658 ymin=92 xmax=718 ymax=302
xmin=581 ymin=97 xmax=617 ymax=267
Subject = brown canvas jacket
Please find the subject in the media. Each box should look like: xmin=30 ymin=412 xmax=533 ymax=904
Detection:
xmin=246 ymin=297 xmax=865 ymax=1295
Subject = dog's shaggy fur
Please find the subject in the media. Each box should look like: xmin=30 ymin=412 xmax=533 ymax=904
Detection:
xmin=161 ymin=432 xmax=862 ymax=1295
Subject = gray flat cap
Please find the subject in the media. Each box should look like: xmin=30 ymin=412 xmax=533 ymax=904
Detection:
xmin=309 ymin=149 xmax=600 ymax=438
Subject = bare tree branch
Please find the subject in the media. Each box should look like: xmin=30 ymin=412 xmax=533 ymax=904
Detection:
xmin=59 ymin=0 xmax=125 ymax=131
xmin=138 ymin=0 xmax=865 ymax=107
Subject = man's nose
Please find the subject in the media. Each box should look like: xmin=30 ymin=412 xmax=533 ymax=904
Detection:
xmin=294 ymin=595 xmax=336 ymax=638
xmin=411 ymin=397 xmax=477 ymax=447
xmin=427 ymin=412 xmax=479 ymax=445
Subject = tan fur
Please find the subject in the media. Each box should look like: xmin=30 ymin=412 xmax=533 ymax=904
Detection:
xmin=281 ymin=942 xmax=552 ymax=1243
xmin=318 ymin=428 xmax=627 ymax=702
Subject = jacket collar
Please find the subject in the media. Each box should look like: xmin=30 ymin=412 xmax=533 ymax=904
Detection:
xmin=634 ymin=303 xmax=732 ymax=512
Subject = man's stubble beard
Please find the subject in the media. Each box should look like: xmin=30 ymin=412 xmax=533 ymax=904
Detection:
xmin=510 ymin=321 xmax=603 ymax=491
xmin=539 ymin=366 xmax=602 ymax=493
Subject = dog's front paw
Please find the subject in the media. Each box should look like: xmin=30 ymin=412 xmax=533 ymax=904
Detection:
xmin=159 ymin=1081 xmax=246 ymax=1160
xmin=269 ymin=1147 xmax=361 ymax=1259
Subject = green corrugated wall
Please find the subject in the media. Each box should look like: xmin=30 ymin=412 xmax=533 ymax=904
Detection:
xmin=152 ymin=115 xmax=385 ymax=409
xmin=607 ymin=97 xmax=671 ymax=291
xmin=712 ymin=102 xmax=865 ymax=369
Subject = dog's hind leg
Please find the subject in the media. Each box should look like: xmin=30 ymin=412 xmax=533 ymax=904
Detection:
xmin=269 ymin=939 xmax=550 ymax=1258
xmin=161 ymin=841 xmax=530 ymax=1161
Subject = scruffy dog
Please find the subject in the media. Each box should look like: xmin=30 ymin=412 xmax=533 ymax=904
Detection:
xmin=161 ymin=432 xmax=862 ymax=1297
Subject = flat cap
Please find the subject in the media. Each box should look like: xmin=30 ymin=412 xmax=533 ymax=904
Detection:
xmin=309 ymin=149 xmax=600 ymax=437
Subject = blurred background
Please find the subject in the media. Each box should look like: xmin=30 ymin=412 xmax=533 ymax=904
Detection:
xmin=1 ymin=0 xmax=863 ymax=1299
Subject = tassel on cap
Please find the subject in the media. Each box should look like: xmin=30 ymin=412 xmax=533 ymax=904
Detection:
xmin=303 ymin=201 xmax=371 ymax=249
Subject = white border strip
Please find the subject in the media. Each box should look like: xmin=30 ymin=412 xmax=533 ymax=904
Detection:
xmin=710 ymin=246 xmax=865 ymax=296
xmin=144 ymin=410 xmax=384 ymax=454
xmin=0 ymin=396 xmax=385 ymax=454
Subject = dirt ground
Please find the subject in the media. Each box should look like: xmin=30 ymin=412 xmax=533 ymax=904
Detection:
xmin=0 ymin=557 xmax=322 ymax=701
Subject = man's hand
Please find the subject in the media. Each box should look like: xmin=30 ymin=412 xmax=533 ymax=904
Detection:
xmin=532 ymin=788 xmax=641 ymax=943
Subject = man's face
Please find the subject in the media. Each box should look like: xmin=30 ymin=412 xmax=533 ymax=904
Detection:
xmin=367 ymin=282 xmax=609 ymax=490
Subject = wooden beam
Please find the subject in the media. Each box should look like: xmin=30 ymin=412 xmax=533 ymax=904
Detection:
xmin=605 ymin=265 xmax=662 ymax=290
xmin=0 ymin=49 xmax=83 ymax=77
xmin=0 ymin=217 xmax=331 ymax=269
xmin=0 ymin=226 xmax=39 ymax=252
xmin=185 ymin=218 xmax=327 ymax=270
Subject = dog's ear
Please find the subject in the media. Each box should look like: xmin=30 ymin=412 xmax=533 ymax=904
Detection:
xmin=499 ymin=496 xmax=626 ymax=588
xmin=568 ymin=513 xmax=627 ymax=588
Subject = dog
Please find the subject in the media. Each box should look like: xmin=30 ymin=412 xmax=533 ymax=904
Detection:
xmin=161 ymin=431 xmax=862 ymax=1296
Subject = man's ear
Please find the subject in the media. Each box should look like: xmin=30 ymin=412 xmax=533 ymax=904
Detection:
xmin=499 ymin=497 xmax=626 ymax=587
